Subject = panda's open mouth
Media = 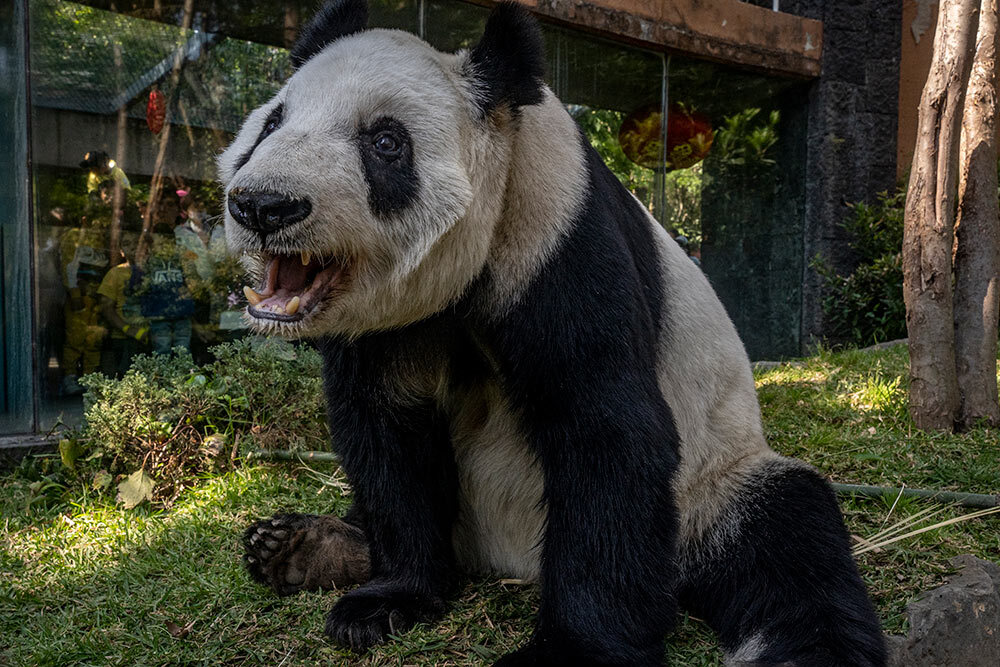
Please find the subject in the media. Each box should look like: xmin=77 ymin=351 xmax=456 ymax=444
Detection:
xmin=244 ymin=252 xmax=346 ymax=322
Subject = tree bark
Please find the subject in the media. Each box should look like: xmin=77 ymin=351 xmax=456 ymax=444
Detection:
xmin=903 ymin=0 xmax=980 ymax=430
xmin=954 ymin=0 xmax=1000 ymax=429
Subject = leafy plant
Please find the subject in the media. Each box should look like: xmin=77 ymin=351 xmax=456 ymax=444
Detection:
xmin=63 ymin=338 xmax=328 ymax=504
xmin=812 ymin=188 xmax=907 ymax=346
xmin=711 ymin=108 xmax=780 ymax=169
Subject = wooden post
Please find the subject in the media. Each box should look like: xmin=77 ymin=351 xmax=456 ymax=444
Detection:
xmin=954 ymin=0 xmax=1000 ymax=429
xmin=903 ymin=0 xmax=980 ymax=430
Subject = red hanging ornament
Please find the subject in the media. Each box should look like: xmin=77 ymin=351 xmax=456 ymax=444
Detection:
xmin=147 ymin=89 xmax=166 ymax=134
xmin=619 ymin=103 xmax=714 ymax=171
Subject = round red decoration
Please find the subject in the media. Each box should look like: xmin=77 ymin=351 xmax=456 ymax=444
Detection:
xmin=619 ymin=103 xmax=714 ymax=171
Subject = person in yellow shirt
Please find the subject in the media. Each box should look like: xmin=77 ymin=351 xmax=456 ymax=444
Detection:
xmin=98 ymin=235 xmax=148 ymax=377
xmin=79 ymin=150 xmax=130 ymax=195
xmin=58 ymin=219 xmax=108 ymax=395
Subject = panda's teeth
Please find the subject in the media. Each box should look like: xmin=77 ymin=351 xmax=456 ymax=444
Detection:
xmin=285 ymin=295 xmax=301 ymax=315
xmin=243 ymin=286 xmax=263 ymax=306
xmin=301 ymin=251 xmax=311 ymax=266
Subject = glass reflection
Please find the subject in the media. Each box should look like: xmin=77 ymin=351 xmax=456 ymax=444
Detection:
xmin=26 ymin=0 xmax=807 ymax=430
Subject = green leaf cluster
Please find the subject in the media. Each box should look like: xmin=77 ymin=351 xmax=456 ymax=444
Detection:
xmin=63 ymin=338 xmax=327 ymax=504
xmin=812 ymin=188 xmax=907 ymax=346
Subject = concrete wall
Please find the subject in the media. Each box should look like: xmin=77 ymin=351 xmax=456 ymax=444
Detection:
xmin=32 ymin=108 xmax=229 ymax=183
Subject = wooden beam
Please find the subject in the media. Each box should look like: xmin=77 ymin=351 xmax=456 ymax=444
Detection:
xmin=476 ymin=0 xmax=823 ymax=78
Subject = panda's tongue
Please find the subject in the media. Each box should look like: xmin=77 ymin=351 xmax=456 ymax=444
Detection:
xmin=247 ymin=254 xmax=342 ymax=318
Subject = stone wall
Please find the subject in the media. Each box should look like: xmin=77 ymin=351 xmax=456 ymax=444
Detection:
xmin=779 ymin=0 xmax=903 ymax=349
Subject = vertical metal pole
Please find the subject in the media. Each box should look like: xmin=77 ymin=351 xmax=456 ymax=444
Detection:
xmin=21 ymin=0 xmax=38 ymax=433
xmin=653 ymin=54 xmax=670 ymax=225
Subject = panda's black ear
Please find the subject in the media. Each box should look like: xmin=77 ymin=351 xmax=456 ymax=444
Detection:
xmin=466 ymin=1 xmax=546 ymax=115
xmin=291 ymin=0 xmax=369 ymax=68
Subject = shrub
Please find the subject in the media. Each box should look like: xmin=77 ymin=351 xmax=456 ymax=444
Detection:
xmin=812 ymin=187 xmax=907 ymax=347
xmin=68 ymin=338 xmax=327 ymax=503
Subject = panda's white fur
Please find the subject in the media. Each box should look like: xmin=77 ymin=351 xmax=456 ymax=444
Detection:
xmin=228 ymin=3 xmax=885 ymax=665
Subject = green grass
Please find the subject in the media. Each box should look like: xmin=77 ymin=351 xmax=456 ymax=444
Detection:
xmin=2 ymin=343 xmax=998 ymax=665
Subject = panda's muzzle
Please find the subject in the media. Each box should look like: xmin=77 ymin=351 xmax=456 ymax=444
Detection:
xmin=244 ymin=252 xmax=345 ymax=322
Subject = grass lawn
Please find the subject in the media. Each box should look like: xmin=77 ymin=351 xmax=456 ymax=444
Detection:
xmin=2 ymin=342 xmax=998 ymax=665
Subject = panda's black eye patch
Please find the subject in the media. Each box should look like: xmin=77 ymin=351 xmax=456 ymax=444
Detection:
xmin=234 ymin=103 xmax=284 ymax=172
xmin=261 ymin=105 xmax=284 ymax=139
xmin=357 ymin=117 xmax=418 ymax=218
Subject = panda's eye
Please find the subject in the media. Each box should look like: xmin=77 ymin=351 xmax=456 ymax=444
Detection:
xmin=373 ymin=132 xmax=402 ymax=158
xmin=261 ymin=105 xmax=284 ymax=139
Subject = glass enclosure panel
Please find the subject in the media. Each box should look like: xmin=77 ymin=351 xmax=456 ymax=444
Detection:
xmin=25 ymin=0 xmax=419 ymax=428
xmin=28 ymin=0 xmax=300 ymax=427
xmin=665 ymin=56 xmax=807 ymax=359
xmin=423 ymin=0 xmax=487 ymax=51
xmin=22 ymin=0 xmax=807 ymax=432
xmin=542 ymin=25 xmax=666 ymax=218
xmin=1 ymin=0 xmax=35 ymax=433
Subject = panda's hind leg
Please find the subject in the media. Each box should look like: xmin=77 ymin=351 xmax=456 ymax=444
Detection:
xmin=678 ymin=460 xmax=886 ymax=667
xmin=243 ymin=512 xmax=371 ymax=596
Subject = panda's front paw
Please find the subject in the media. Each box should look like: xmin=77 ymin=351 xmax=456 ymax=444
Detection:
xmin=243 ymin=513 xmax=370 ymax=596
xmin=324 ymin=583 xmax=446 ymax=650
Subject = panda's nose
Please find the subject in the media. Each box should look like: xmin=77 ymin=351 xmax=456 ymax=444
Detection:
xmin=227 ymin=190 xmax=312 ymax=233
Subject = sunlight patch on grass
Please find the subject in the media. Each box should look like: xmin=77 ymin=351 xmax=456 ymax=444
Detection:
xmin=848 ymin=371 xmax=905 ymax=416
xmin=754 ymin=365 xmax=831 ymax=387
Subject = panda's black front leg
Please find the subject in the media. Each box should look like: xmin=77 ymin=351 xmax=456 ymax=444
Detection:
xmin=476 ymin=327 xmax=681 ymax=665
xmin=319 ymin=338 xmax=459 ymax=651
xmin=494 ymin=376 xmax=680 ymax=667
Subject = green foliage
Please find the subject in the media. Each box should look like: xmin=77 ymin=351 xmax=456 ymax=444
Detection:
xmin=812 ymin=188 xmax=907 ymax=346
xmin=66 ymin=338 xmax=327 ymax=503
xmin=711 ymin=108 xmax=780 ymax=169
xmin=662 ymin=165 xmax=703 ymax=241
xmin=841 ymin=188 xmax=906 ymax=263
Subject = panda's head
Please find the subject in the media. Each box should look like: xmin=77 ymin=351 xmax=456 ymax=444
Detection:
xmin=219 ymin=0 xmax=546 ymax=338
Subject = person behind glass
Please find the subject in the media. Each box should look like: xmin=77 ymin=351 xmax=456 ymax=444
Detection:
xmin=133 ymin=189 xmax=196 ymax=355
xmin=98 ymin=235 xmax=148 ymax=376
xmin=58 ymin=188 xmax=110 ymax=396
xmin=688 ymin=240 xmax=702 ymax=268
xmin=174 ymin=189 xmax=228 ymax=357
xmin=79 ymin=150 xmax=131 ymax=196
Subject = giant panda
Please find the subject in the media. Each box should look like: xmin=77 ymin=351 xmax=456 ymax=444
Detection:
xmin=221 ymin=1 xmax=886 ymax=665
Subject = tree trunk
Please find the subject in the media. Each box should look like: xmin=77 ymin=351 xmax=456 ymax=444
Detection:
xmin=903 ymin=0 xmax=980 ymax=431
xmin=954 ymin=0 xmax=1000 ymax=429
xmin=284 ymin=2 xmax=300 ymax=50
xmin=137 ymin=0 xmax=195 ymax=266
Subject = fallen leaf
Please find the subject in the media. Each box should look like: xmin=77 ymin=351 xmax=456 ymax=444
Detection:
xmin=117 ymin=469 xmax=155 ymax=509
xmin=92 ymin=470 xmax=113 ymax=490
xmin=59 ymin=439 xmax=82 ymax=469
xmin=165 ymin=619 xmax=194 ymax=639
